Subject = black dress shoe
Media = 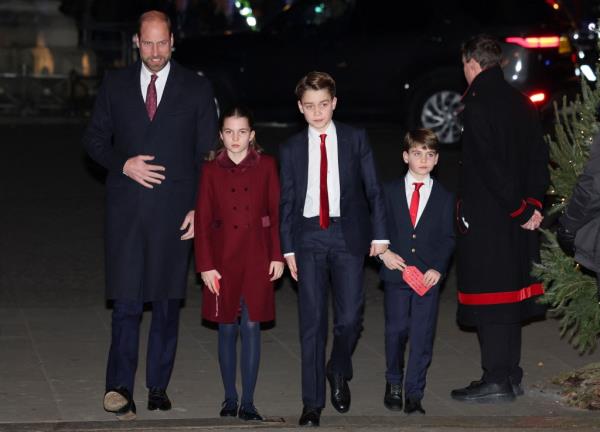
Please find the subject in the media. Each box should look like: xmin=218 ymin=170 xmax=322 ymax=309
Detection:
xmin=327 ymin=373 xmax=350 ymax=413
xmin=510 ymin=378 xmax=524 ymax=396
xmin=299 ymin=407 xmax=321 ymax=427
xmin=238 ymin=404 xmax=264 ymax=421
xmin=147 ymin=388 xmax=172 ymax=411
xmin=383 ymin=383 xmax=403 ymax=411
xmin=404 ymin=398 xmax=425 ymax=414
xmin=219 ymin=399 xmax=238 ymax=417
xmin=451 ymin=380 xmax=515 ymax=403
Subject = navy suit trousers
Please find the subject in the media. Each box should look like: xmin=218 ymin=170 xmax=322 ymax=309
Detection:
xmin=106 ymin=299 xmax=181 ymax=395
xmin=384 ymin=281 xmax=439 ymax=400
xmin=296 ymin=217 xmax=365 ymax=409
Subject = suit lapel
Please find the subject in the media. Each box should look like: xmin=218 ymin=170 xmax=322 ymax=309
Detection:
xmin=394 ymin=179 xmax=412 ymax=229
xmin=153 ymin=61 xmax=184 ymax=120
xmin=335 ymin=121 xmax=351 ymax=193
xmin=131 ymin=62 xmax=151 ymax=126
xmin=297 ymin=130 xmax=309 ymax=203
xmin=417 ymin=180 xmax=439 ymax=231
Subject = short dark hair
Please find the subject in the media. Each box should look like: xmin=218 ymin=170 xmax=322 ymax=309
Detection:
xmin=403 ymin=128 xmax=439 ymax=153
xmin=137 ymin=10 xmax=172 ymax=35
xmin=295 ymin=71 xmax=336 ymax=100
xmin=461 ymin=34 xmax=502 ymax=69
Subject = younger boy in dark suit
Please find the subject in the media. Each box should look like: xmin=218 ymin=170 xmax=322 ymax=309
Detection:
xmin=379 ymin=129 xmax=455 ymax=414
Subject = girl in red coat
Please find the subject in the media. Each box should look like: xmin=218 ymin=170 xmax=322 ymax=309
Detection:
xmin=194 ymin=106 xmax=284 ymax=421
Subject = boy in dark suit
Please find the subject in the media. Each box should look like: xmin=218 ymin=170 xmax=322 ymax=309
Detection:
xmin=379 ymin=129 xmax=455 ymax=415
xmin=279 ymin=71 xmax=388 ymax=427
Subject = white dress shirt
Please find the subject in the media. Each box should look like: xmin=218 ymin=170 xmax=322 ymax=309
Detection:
xmin=140 ymin=61 xmax=170 ymax=105
xmin=405 ymin=172 xmax=433 ymax=227
xmin=303 ymin=122 xmax=341 ymax=217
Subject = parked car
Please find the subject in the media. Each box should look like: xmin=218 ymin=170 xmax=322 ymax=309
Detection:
xmin=174 ymin=0 xmax=579 ymax=144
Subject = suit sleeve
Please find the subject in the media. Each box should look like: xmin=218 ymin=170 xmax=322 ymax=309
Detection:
xmin=279 ymin=142 xmax=296 ymax=254
xmin=463 ymin=104 xmax=535 ymax=224
xmin=561 ymin=133 xmax=600 ymax=232
xmin=194 ymin=163 xmax=216 ymax=272
xmin=82 ymin=73 xmax=128 ymax=172
xmin=429 ymin=193 xmax=456 ymax=276
xmin=523 ymin=107 xmax=550 ymax=212
xmin=358 ymin=129 xmax=388 ymax=240
xmin=267 ymin=158 xmax=285 ymax=261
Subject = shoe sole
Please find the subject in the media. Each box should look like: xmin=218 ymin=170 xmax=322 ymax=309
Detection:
xmin=383 ymin=401 xmax=403 ymax=411
xmin=452 ymin=393 xmax=516 ymax=403
xmin=103 ymin=391 xmax=128 ymax=412
xmin=116 ymin=410 xmax=137 ymax=421
xmin=148 ymin=403 xmax=172 ymax=411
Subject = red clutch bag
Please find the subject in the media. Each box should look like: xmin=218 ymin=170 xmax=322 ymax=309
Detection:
xmin=402 ymin=266 xmax=431 ymax=296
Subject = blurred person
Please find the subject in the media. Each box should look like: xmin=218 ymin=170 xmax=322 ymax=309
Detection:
xmin=279 ymin=71 xmax=388 ymax=427
xmin=452 ymin=34 xmax=549 ymax=403
xmin=195 ymin=105 xmax=284 ymax=422
xmin=379 ymin=129 xmax=455 ymax=415
xmin=83 ymin=10 xmax=217 ymax=420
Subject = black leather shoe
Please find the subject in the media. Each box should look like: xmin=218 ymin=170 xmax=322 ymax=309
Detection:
xmin=451 ymin=380 xmax=515 ymax=403
xmin=238 ymin=404 xmax=264 ymax=421
xmin=327 ymin=373 xmax=350 ymax=413
xmin=404 ymin=397 xmax=425 ymax=414
xmin=299 ymin=407 xmax=321 ymax=427
xmin=103 ymin=387 xmax=131 ymax=413
xmin=219 ymin=399 xmax=238 ymax=417
xmin=510 ymin=378 xmax=524 ymax=396
xmin=383 ymin=383 xmax=403 ymax=411
xmin=147 ymin=388 xmax=172 ymax=411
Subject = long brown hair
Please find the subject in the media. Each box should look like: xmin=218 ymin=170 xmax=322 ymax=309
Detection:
xmin=206 ymin=105 xmax=264 ymax=161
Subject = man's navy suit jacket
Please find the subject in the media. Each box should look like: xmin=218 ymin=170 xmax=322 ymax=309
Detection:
xmin=279 ymin=121 xmax=387 ymax=256
xmin=379 ymin=178 xmax=455 ymax=283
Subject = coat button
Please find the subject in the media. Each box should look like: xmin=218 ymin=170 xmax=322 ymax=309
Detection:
xmin=411 ymin=248 xmax=416 ymax=253
xmin=230 ymin=169 xmax=235 ymax=173
xmin=412 ymin=234 xmax=416 ymax=239
xmin=245 ymin=206 xmax=249 ymax=211
xmin=233 ymin=206 xmax=237 ymax=210
xmin=234 ymin=225 xmax=238 ymax=229
xmin=231 ymin=188 xmax=236 ymax=192
xmin=244 ymin=187 xmax=248 ymax=191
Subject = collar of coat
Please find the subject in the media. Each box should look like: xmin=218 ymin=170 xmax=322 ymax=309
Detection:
xmin=462 ymin=65 xmax=504 ymax=101
xmin=215 ymin=147 xmax=261 ymax=169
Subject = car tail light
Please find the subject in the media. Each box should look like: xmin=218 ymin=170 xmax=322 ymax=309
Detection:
xmin=505 ymin=36 xmax=560 ymax=48
xmin=528 ymin=92 xmax=546 ymax=104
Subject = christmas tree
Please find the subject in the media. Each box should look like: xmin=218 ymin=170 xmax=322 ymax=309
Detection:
xmin=533 ymin=74 xmax=600 ymax=354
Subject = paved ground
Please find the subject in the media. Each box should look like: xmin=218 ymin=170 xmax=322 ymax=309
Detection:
xmin=1 ymin=123 xmax=599 ymax=431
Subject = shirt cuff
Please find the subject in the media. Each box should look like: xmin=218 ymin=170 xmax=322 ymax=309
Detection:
xmin=371 ymin=240 xmax=390 ymax=244
xmin=284 ymin=252 xmax=295 ymax=257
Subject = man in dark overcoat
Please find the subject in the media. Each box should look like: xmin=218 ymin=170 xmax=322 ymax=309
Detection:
xmin=83 ymin=10 xmax=217 ymax=419
xmin=451 ymin=35 xmax=549 ymax=402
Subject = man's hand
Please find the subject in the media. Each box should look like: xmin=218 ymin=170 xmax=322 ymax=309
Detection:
xmin=123 ymin=155 xmax=166 ymax=189
xmin=423 ymin=269 xmax=441 ymax=287
xmin=285 ymin=255 xmax=298 ymax=281
xmin=269 ymin=261 xmax=285 ymax=281
xmin=180 ymin=210 xmax=194 ymax=240
xmin=521 ymin=209 xmax=543 ymax=231
xmin=380 ymin=250 xmax=406 ymax=271
xmin=370 ymin=243 xmax=388 ymax=257
xmin=201 ymin=269 xmax=221 ymax=295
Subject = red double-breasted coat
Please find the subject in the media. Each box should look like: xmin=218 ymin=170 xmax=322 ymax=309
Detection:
xmin=194 ymin=149 xmax=284 ymax=323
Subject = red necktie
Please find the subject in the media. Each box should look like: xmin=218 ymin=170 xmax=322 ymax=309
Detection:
xmin=319 ymin=133 xmax=329 ymax=229
xmin=409 ymin=182 xmax=424 ymax=227
xmin=146 ymin=74 xmax=158 ymax=121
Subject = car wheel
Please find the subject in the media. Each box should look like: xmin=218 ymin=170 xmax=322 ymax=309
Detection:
xmin=408 ymin=74 xmax=465 ymax=145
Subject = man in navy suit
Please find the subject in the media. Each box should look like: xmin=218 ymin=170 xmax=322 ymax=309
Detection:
xmin=378 ymin=129 xmax=455 ymax=415
xmin=83 ymin=10 xmax=217 ymax=420
xmin=279 ymin=71 xmax=388 ymax=427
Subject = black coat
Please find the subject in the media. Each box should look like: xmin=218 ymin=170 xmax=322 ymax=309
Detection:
xmin=456 ymin=66 xmax=549 ymax=325
xmin=83 ymin=61 xmax=217 ymax=301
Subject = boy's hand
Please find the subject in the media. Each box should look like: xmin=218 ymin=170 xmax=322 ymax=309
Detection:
xmin=269 ymin=261 xmax=285 ymax=281
xmin=285 ymin=255 xmax=298 ymax=281
xmin=380 ymin=250 xmax=406 ymax=271
xmin=200 ymin=269 xmax=222 ymax=295
xmin=423 ymin=269 xmax=441 ymax=287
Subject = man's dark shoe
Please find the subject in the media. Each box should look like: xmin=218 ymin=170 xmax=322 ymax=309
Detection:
xmin=238 ymin=404 xmax=264 ymax=421
xmin=383 ymin=383 xmax=403 ymax=411
xmin=404 ymin=397 xmax=426 ymax=414
xmin=103 ymin=387 xmax=131 ymax=413
xmin=299 ymin=407 xmax=321 ymax=427
xmin=510 ymin=379 xmax=525 ymax=396
xmin=219 ymin=399 xmax=238 ymax=417
xmin=147 ymin=388 xmax=172 ymax=411
xmin=451 ymin=380 xmax=516 ymax=403
xmin=327 ymin=373 xmax=350 ymax=413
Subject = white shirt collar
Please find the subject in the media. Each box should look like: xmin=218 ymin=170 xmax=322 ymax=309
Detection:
xmin=141 ymin=61 xmax=171 ymax=82
xmin=308 ymin=121 xmax=336 ymax=142
xmin=405 ymin=171 xmax=432 ymax=189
